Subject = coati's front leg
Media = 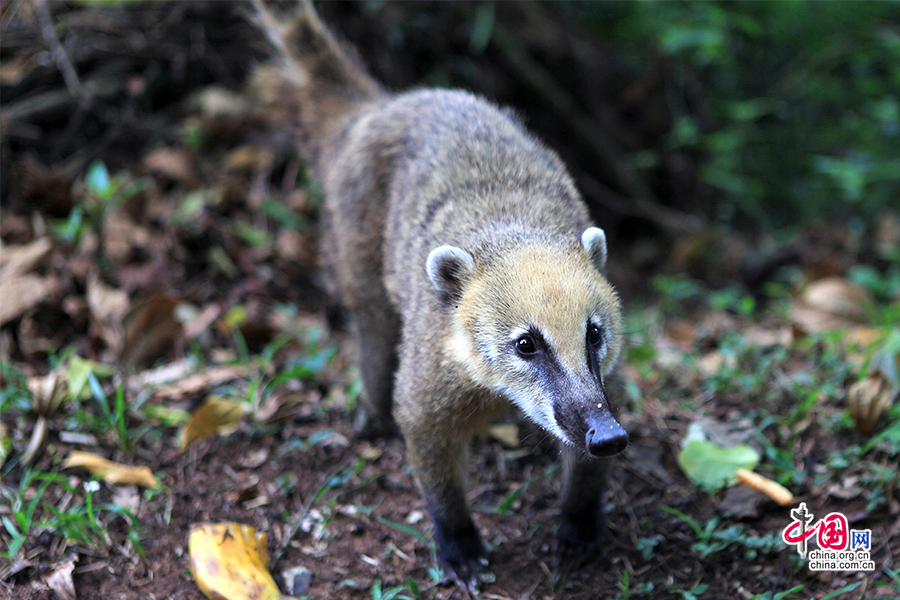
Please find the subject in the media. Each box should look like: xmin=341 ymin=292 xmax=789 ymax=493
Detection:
xmin=555 ymin=445 xmax=607 ymax=560
xmin=406 ymin=429 xmax=486 ymax=588
xmin=393 ymin=359 xmax=487 ymax=588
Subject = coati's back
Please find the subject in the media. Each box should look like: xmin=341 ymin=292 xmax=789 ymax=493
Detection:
xmin=252 ymin=1 xmax=629 ymax=590
xmin=372 ymin=89 xmax=594 ymax=305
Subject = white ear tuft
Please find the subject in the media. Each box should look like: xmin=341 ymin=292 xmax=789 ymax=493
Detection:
xmin=426 ymin=245 xmax=475 ymax=296
xmin=581 ymin=227 xmax=608 ymax=273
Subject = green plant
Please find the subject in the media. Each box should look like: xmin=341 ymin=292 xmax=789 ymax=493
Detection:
xmin=820 ymin=582 xmax=862 ymax=600
xmin=1 ymin=470 xmax=143 ymax=560
xmin=661 ymin=507 xmax=780 ymax=560
xmin=849 ymin=263 xmax=900 ymax=306
xmin=616 ymin=568 xmax=631 ymax=600
xmin=53 ymin=160 xmax=150 ymax=247
xmin=666 ymin=580 xmax=708 ymax=600
xmin=88 ymin=376 xmax=131 ymax=452
xmin=746 ymin=584 xmax=805 ymax=600
xmin=370 ymin=579 xmax=416 ymax=600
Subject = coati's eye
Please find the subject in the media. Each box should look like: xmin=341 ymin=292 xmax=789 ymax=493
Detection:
xmin=587 ymin=325 xmax=603 ymax=347
xmin=515 ymin=335 xmax=538 ymax=356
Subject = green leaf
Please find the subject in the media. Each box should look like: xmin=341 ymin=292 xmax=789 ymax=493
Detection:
xmin=67 ymin=356 xmax=114 ymax=401
xmin=85 ymin=161 xmax=110 ymax=196
xmin=677 ymin=440 xmax=760 ymax=490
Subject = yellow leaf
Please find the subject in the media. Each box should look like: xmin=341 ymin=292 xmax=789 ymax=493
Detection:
xmin=61 ymin=451 xmax=159 ymax=488
xmin=180 ymin=396 xmax=247 ymax=450
xmin=189 ymin=522 xmax=281 ymax=600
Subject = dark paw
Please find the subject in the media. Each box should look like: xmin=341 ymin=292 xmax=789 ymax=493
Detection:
xmin=553 ymin=533 xmax=599 ymax=568
xmin=437 ymin=533 xmax=488 ymax=592
xmin=440 ymin=552 xmax=489 ymax=593
xmin=553 ymin=517 xmax=600 ymax=568
xmin=354 ymin=408 xmax=398 ymax=440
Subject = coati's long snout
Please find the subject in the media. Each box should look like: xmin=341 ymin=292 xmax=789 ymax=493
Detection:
xmin=553 ymin=380 xmax=628 ymax=457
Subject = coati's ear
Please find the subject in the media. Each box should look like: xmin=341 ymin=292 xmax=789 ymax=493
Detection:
xmin=581 ymin=227 xmax=608 ymax=273
xmin=426 ymin=245 xmax=475 ymax=297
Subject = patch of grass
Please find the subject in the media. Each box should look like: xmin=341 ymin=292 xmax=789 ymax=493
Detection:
xmin=661 ymin=507 xmax=781 ymax=561
xmin=370 ymin=578 xmax=417 ymax=600
xmin=745 ymin=585 xmax=805 ymax=600
xmin=665 ymin=580 xmax=708 ymax=600
xmin=615 ymin=569 xmax=656 ymax=600
xmin=1 ymin=469 xmax=143 ymax=561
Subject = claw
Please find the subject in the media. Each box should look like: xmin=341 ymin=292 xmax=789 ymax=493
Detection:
xmin=440 ymin=554 xmax=490 ymax=594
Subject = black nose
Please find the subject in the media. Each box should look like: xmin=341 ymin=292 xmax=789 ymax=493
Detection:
xmin=586 ymin=418 xmax=628 ymax=457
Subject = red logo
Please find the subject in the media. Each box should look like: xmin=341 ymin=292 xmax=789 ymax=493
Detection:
xmin=817 ymin=513 xmax=848 ymax=550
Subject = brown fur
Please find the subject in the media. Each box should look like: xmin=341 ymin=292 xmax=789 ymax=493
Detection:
xmin=251 ymin=1 xmax=628 ymax=588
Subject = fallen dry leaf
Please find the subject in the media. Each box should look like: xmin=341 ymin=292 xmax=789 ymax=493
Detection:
xmin=27 ymin=370 xmax=67 ymax=415
xmin=0 ymin=273 xmax=60 ymax=326
xmin=121 ymin=295 xmax=183 ymax=367
xmin=192 ymin=85 xmax=251 ymax=119
xmin=180 ymin=303 xmax=224 ymax=341
xmin=104 ymin=204 xmax=151 ymax=263
xmin=86 ymin=271 xmax=130 ymax=354
xmin=180 ymin=396 xmax=247 ymax=450
xmin=142 ymin=147 xmax=198 ymax=186
xmin=189 ymin=522 xmax=281 ymax=600
xmin=663 ymin=320 xmax=696 ymax=349
xmin=791 ymin=276 xmax=873 ymax=335
xmin=802 ymin=277 xmax=871 ymax=320
xmin=20 ymin=415 xmax=47 ymax=468
xmin=153 ymin=365 xmax=249 ymax=401
xmin=0 ymin=238 xmax=58 ymax=325
xmin=61 ymin=450 xmax=159 ymax=488
xmin=44 ymin=557 xmax=77 ymax=600
xmin=223 ymin=145 xmax=274 ymax=174
xmin=488 ymin=423 xmax=520 ymax=448
xmin=0 ymin=53 xmax=37 ymax=86
xmin=0 ymin=237 xmax=53 ymax=277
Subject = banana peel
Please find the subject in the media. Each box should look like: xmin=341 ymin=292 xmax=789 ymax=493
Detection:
xmin=189 ymin=522 xmax=283 ymax=600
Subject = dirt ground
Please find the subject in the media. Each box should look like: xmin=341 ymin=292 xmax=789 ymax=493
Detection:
xmin=5 ymin=386 xmax=894 ymax=600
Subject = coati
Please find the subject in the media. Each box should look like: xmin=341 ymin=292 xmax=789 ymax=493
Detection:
xmin=251 ymin=0 xmax=629 ymax=588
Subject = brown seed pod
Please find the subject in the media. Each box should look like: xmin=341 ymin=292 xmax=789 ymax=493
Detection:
xmin=847 ymin=373 xmax=896 ymax=435
xmin=735 ymin=468 xmax=794 ymax=506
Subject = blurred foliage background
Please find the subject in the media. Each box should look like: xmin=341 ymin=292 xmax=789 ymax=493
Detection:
xmin=584 ymin=0 xmax=900 ymax=231
xmin=3 ymin=0 xmax=899 ymax=294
